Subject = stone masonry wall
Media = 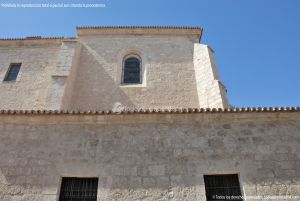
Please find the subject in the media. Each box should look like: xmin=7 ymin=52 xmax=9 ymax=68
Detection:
xmin=0 ymin=45 xmax=60 ymax=110
xmin=0 ymin=40 xmax=78 ymax=110
xmin=193 ymin=44 xmax=229 ymax=108
xmin=0 ymin=111 xmax=299 ymax=201
xmin=44 ymin=41 xmax=78 ymax=110
xmin=0 ymin=34 xmax=229 ymax=111
xmin=66 ymin=35 xmax=201 ymax=110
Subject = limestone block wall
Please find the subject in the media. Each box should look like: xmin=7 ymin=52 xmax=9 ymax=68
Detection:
xmin=0 ymin=44 xmax=60 ymax=110
xmin=61 ymin=43 xmax=82 ymax=109
xmin=0 ymin=39 xmax=78 ymax=110
xmin=0 ymin=32 xmax=230 ymax=111
xmin=193 ymin=44 xmax=229 ymax=108
xmin=65 ymin=35 xmax=201 ymax=110
xmin=44 ymin=41 xmax=79 ymax=110
xmin=0 ymin=111 xmax=299 ymax=201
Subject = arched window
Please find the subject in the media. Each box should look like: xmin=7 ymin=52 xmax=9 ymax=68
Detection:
xmin=122 ymin=55 xmax=141 ymax=84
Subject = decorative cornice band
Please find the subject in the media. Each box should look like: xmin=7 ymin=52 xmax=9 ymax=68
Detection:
xmin=0 ymin=26 xmax=203 ymax=42
xmin=76 ymin=26 xmax=201 ymax=30
xmin=0 ymin=107 xmax=299 ymax=115
xmin=76 ymin=26 xmax=203 ymax=41
xmin=0 ymin=37 xmax=76 ymax=41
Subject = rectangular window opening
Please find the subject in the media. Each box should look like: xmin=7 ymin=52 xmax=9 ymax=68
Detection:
xmin=4 ymin=63 xmax=21 ymax=81
xmin=59 ymin=177 xmax=98 ymax=201
xmin=204 ymin=174 xmax=243 ymax=201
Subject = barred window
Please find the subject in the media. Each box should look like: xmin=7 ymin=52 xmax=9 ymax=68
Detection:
xmin=4 ymin=63 xmax=21 ymax=81
xmin=204 ymin=174 xmax=243 ymax=201
xmin=59 ymin=177 xmax=98 ymax=201
xmin=122 ymin=56 xmax=141 ymax=84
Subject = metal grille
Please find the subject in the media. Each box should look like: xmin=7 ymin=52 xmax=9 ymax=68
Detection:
xmin=59 ymin=178 xmax=98 ymax=201
xmin=123 ymin=57 xmax=140 ymax=84
xmin=204 ymin=174 xmax=243 ymax=201
xmin=4 ymin=63 xmax=21 ymax=81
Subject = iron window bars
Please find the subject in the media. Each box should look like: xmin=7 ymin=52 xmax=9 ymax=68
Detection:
xmin=59 ymin=177 xmax=98 ymax=201
xmin=123 ymin=57 xmax=141 ymax=84
xmin=204 ymin=174 xmax=243 ymax=201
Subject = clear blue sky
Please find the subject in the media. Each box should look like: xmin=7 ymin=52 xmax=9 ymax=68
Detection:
xmin=0 ymin=0 xmax=299 ymax=107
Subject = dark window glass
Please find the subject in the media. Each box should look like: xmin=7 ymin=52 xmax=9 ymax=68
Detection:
xmin=123 ymin=57 xmax=141 ymax=84
xmin=59 ymin=177 xmax=98 ymax=201
xmin=4 ymin=63 xmax=21 ymax=81
xmin=204 ymin=174 xmax=243 ymax=201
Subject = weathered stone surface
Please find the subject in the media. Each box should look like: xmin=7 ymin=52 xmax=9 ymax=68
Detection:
xmin=0 ymin=111 xmax=299 ymax=200
xmin=0 ymin=28 xmax=228 ymax=110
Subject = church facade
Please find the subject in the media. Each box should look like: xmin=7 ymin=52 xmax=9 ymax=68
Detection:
xmin=0 ymin=26 xmax=299 ymax=201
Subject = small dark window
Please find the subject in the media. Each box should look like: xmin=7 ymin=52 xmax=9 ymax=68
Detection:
xmin=59 ymin=177 xmax=98 ymax=201
xmin=123 ymin=57 xmax=141 ymax=84
xmin=4 ymin=63 xmax=21 ymax=81
xmin=204 ymin=174 xmax=243 ymax=201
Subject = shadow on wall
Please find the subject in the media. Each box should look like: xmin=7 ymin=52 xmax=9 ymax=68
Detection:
xmin=65 ymin=44 xmax=135 ymax=111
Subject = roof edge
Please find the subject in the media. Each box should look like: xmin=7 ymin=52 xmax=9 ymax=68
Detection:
xmin=0 ymin=37 xmax=76 ymax=41
xmin=0 ymin=107 xmax=299 ymax=115
xmin=76 ymin=26 xmax=203 ymax=41
xmin=76 ymin=26 xmax=202 ymax=30
xmin=0 ymin=26 xmax=203 ymax=42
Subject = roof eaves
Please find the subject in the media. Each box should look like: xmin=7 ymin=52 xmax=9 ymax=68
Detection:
xmin=76 ymin=26 xmax=202 ymax=30
xmin=0 ymin=107 xmax=299 ymax=115
xmin=0 ymin=37 xmax=77 ymax=41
